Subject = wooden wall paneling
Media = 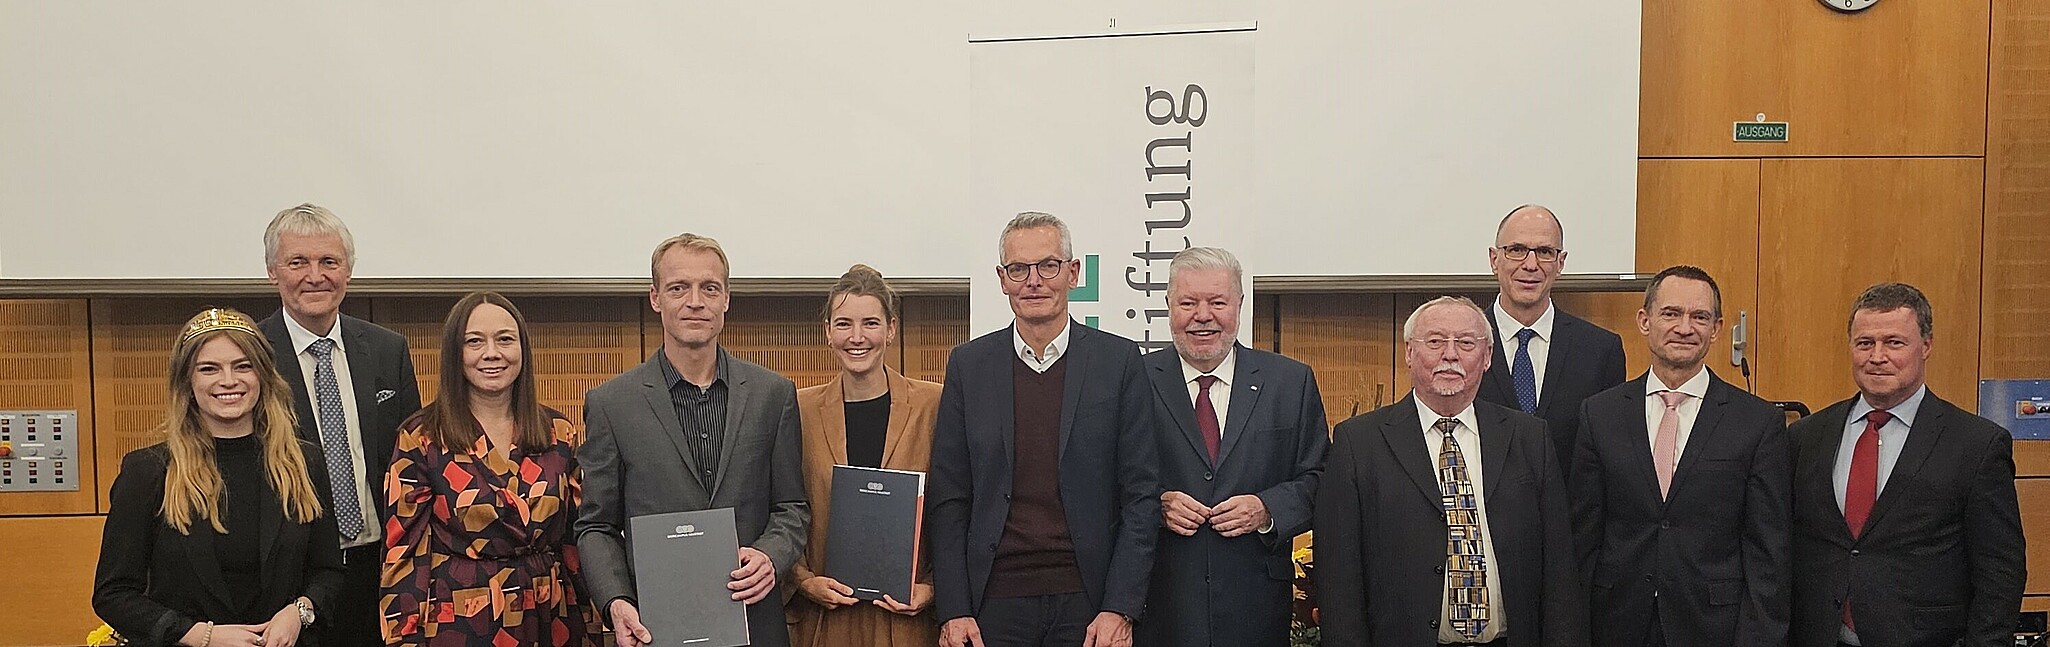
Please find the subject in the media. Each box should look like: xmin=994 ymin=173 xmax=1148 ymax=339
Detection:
xmin=0 ymin=515 xmax=105 ymax=647
xmin=2018 ymin=441 xmax=2050 ymax=478
xmin=369 ymin=296 xmax=643 ymax=427
xmin=898 ymin=295 xmax=970 ymax=384
xmin=1756 ymin=158 xmax=1985 ymax=414
xmin=0 ymin=300 xmax=97 ymax=516
xmin=1638 ymin=0 xmax=1783 ymax=157
xmin=717 ymin=296 xmax=840 ymax=389
xmin=1553 ymin=292 xmax=1655 ymax=380
xmin=88 ymin=297 xmax=316 ymax=511
xmin=1631 ymin=158 xmax=1764 ymax=388
xmin=1278 ymin=293 xmax=1397 ymax=430
xmin=1641 ymin=0 xmax=1989 ymax=157
xmin=1981 ymin=0 xmax=2050 ymax=380
xmin=1776 ymin=0 xmax=1990 ymax=157
xmin=2022 ymin=479 xmax=2050 ymax=595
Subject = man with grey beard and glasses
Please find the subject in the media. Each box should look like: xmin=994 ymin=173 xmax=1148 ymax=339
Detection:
xmin=1316 ymin=297 xmax=1586 ymax=647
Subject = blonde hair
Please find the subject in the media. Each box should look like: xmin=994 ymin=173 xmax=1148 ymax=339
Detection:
xmin=263 ymin=203 xmax=356 ymax=267
xmin=821 ymin=264 xmax=900 ymax=323
xmin=160 ymin=311 xmax=323 ymax=534
xmin=649 ymin=233 xmax=731 ymax=284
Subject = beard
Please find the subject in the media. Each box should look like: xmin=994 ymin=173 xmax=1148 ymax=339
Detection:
xmin=1425 ymin=361 xmax=1469 ymax=397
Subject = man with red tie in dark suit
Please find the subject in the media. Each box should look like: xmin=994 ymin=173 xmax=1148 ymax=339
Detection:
xmin=1787 ymin=283 xmax=2024 ymax=647
xmin=1138 ymin=247 xmax=1327 ymax=647
xmin=1571 ymin=266 xmax=1790 ymax=647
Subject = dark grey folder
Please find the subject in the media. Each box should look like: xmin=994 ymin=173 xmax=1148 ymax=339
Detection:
xmin=629 ymin=508 xmax=749 ymax=647
xmin=825 ymin=465 xmax=926 ymax=602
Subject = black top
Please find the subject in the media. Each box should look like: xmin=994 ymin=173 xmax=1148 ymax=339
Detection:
xmin=214 ymin=434 xmax=266 ymax=619
xmin=658 ymin=350 xmax=731 ymax=492
xmin=844 ymin=391 xmax=891 ymax=469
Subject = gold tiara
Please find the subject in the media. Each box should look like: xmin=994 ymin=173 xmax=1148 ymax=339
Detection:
xmin=179 ymin=308 xmax=261 ymax=344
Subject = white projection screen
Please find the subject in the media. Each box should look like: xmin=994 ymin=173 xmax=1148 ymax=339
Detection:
xmin=0 ymin=2 xmax=1637 ymax=280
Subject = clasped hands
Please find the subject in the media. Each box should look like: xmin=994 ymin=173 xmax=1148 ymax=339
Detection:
xmin=1161 ymin=491 xmax=1269 ymax=537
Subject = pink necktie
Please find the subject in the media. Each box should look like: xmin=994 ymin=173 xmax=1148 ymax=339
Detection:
xmin=1653 ymin=390 xmax=1687 ymax=499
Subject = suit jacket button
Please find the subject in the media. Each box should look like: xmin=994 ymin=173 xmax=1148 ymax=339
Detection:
xmin=1435 ymin=566 xmax=1444 ymax=574
xmin=988 ymin=543 xmax=998 ymax=552
xmin=1850 ymin=549 xmax=1861 ymax=556
xmin=1430 ymin=620 xmax=1439 ymax=629
xmin=1659 ymin=521 xmax=1671 ymax=530
xmin=1004 ymin=494 xmax=1012 ymax=501
xmin=1644 ymin=574 xmax=1654 ymax=582
xmin=1204 ymin=472 xmax=1214 ymax=481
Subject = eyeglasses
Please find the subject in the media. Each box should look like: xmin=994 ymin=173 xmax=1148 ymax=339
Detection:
xmin=1495 ymin=244 xmax=1563 ymax=263
xmin=999 ymin=258 xmax=1070 ymax=282
xmin=1412 ymin=336 xmax=1485 ymax=353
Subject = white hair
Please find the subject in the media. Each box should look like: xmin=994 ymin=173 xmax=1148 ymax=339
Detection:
xmin=1402 ymin=295 xmax=1492 ymax=343
xmin=263 ymin=203 xmax=356 ymax=266
xmin=1167 ymin=246 xmax=1244 ymax=296
xmin=998 ymin=211 xmax=1074 ymax=261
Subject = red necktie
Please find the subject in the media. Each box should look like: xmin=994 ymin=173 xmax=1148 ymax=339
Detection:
xmin=1841 ymin=409 xmax=1891 ymax=632
xmin=1196 ymin=375 xmax=1221 ymax=463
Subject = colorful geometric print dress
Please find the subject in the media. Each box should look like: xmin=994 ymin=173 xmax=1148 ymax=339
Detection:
xmin=379 ymin=409 xmax=602 ymax=647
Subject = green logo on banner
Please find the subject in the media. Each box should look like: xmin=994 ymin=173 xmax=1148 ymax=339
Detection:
xmin=1069 ymin=254 xmax=1100 ymax=302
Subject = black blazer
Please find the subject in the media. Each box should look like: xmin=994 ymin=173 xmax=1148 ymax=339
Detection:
xmin=1137 ymin=345 xmax=1328 ymax=647
xmin=1479 ymin=303 xmax=1626 ymax=476
xmin=927 ymin=321 xmax=1162 ymax=622
xmin=1315 ymin=396 xmax=1586 ymax=647
xmin=1786 ymin=392 xmax=2025 ymax=647
xmin=93 ymin=441 xmax=346 ymax=647
xmin=1571 ymin=372 xmax=1791 ymax=647
xmin=259 ymin=312 xmax=421 ymax=520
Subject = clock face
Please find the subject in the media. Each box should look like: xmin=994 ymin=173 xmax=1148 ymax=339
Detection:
xmin=1823 ymin=0 xmax=1879 ymax=11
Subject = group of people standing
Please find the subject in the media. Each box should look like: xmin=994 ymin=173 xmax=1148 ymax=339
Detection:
xmin=89 ymin=203 xmax=2024 ymax=647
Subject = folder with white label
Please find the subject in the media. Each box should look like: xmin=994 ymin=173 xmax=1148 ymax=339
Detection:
xmin=629 ymin=508 xmax=749 ymax=647
xmin=825 ymin=465 xmax=927 ymax=603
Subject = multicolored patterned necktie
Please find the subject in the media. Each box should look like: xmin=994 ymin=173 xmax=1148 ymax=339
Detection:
xmin=1436 ymin=417 xmax=1489 ymax=640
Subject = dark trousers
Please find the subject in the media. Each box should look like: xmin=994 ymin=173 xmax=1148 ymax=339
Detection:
xmin=978 ymin=592 xmax=1094 ymax=647
xmin=324 ymin=544 xmax=383 ymax=647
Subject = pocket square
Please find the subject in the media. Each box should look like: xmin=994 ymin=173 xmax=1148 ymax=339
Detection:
xmin=376 ymin=389 xmax=397 ymax=403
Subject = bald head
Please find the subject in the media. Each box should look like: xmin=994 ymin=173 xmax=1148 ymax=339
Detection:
xmin=1495 ymin=204 xmax=1564 ymax=247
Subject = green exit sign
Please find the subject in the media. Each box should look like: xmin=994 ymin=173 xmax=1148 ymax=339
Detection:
xmin=1733 ymin=122 xmax=1789 ymax=142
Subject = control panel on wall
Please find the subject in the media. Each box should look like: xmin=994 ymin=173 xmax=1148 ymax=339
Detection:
xmin=0 ymin=411 xmax=81 ymax=492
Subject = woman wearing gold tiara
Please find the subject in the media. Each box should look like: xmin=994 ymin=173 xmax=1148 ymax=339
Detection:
xmin=94 ymin=308 xmax=343 ymax=647
xmin=785 ymin=265 xmax=943 ymax=647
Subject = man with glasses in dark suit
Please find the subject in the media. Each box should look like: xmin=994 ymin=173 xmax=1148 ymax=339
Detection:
xmin=1477 ymin=204 xmax=1627 ymax=478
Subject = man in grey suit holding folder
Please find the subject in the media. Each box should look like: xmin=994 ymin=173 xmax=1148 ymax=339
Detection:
xmin=577 ymin=233 xmax=810 ymax=647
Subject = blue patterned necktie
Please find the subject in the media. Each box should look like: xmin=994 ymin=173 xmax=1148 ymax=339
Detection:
xmin=307 ymin=338 xmax=365 ymax=539
xmin=1435 ymin=417 xmax=1490 ymax=640
xmin=1511 ymin=328 xmax=1539 ymax=414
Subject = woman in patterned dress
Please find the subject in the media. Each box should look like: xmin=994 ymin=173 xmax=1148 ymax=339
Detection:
xmin=378 ymin=292 xmax=600 ymax=646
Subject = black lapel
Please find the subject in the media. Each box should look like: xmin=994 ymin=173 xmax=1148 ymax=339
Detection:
xmin=1857 ymin=391 xmax=1948 ymax=538
xmin=1148 ymin=352 xmax=1209 ymax=466
xmin=181 ymin=520 xmax=238 ymax=612
xmin=1380 ymin=397 xmax=1444 ymax=512
xmin=261 ymin=315 xmax=318 ymax=442
xmin=1481 ymin=305 xmax=1515 ymax=405
xmin=1536 ymin=314 xmax=1575 ymax=418
xmin=1057 ymin=320 xmax=1093 ymax=462
xmin=1804 ymin=398 xmax=1858 ymax=544
xmin=1216 ymin=348 xmax=1263 ymax=467
xmin=1477 ymin=404 xmax=1512 ymax=504
xmin=259 ymin=463 xmax=283 ymax=598
xmin=1609 ymin=375 xmax=1662 ymax=503
xmin=1665 ymin=371 xmax=1732 ymax=506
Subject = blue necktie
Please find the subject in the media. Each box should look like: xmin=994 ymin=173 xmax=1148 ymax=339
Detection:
xmin=1511 ymin=328 xmax=1538 ymax=414
xmin=308 ymin=338 xmax=365 ymax=540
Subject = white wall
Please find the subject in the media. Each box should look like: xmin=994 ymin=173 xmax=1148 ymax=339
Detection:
xmin=0 ymin=1 xmax=1637 ymax=280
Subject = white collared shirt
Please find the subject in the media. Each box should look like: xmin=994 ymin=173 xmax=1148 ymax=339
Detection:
xmin=1493 ymin=298 xmax=1556 ymax=405
xmin=1643 ymin=367 xmax=1713 ymax=464
xmin=1011 ymin=319 xmax=1072 ymax=374
xmin=1180 ymin=347 xmax=1237 ymax=439
xmin=281 ymin=313 xmax=381 ymax=548
xmin=1413 ymin=397 xmax=1508 ymax=643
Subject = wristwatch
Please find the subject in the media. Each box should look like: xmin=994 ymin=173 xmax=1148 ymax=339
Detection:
xmin=295 ymin=598 xmax=316 ymax=627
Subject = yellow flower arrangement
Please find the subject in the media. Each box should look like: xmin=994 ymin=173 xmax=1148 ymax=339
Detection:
xmin=86 ymin=623 xmax=125 ymax=646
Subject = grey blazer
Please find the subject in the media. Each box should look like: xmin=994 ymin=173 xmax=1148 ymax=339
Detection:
xmin=575 ymin=349 xmax=810 ymax=647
